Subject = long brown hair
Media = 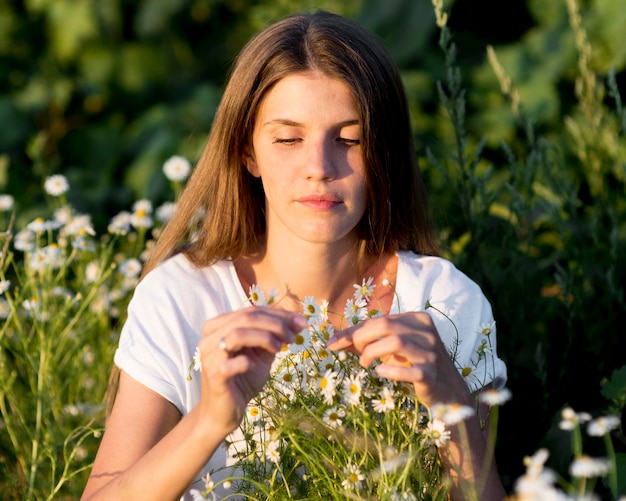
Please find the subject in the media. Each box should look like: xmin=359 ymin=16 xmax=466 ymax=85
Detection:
xmin=142 ymin=11 xmax=438 ymax=279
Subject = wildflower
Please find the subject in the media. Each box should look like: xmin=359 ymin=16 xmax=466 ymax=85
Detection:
xmin=372 ymin=386 xmax=395 ymax=413
xmin=44 ymin=174 xmax=69 ymax=196
xmin=248 ymin=284 xmax=267 ymax=306
xmin=85 ymin=262 xmax=101 ymax=283
xmin=155 ymin=201 xmax=176 ymax=223
xmin=262 ymin=440 xmax=281 ymax=464
xmin=302 ymin=296 xmax=321 ymax=322
xmin=342 ymin=371 xmax=365 ymax=406
xmin=478 ymin=387 xmax=512 ymax=406
xmin=0 ymin=298 xmax=10 ymax=319
xmin=28 ymin=245 xmax=63 ymax=271
xmin=119 ymin=258 xmax=142 ymax=278
xmin=559 ymin=407 xmax=592 ymax=431
xmin=246 ymin=404 xmax=262 ymax=422
xmin=189 ymin=472 xmax=216 ymax=501
xmin=477 ymin=321 xmax=495 ymax=336
xmin=341 ymin=464 xmax=364 ymax=490
xmin=430 ymin=403 xmax=475 ymax=425
xmin=27 ymin=217 xmax=61 ymax=233
xmin=353 ymin=276 xmax=376 ymax=301
xmin=344 ymin=297 xmax=368 ymax=325
xmin=319 ymin=369 xmax=338 ymax=404
xmin=323 ymin=406 xmax=345 ymax=428
xmin=62 ymin=214 xmax=96 ymax=237
xmin=14 ymin=229 xmax=36 ymax=252
xmin=0 ymin=194 xmax=14 ymax=211
xmin=586 ymin=415 xmax=621 ymax=436
xmin=108 ymin=211 xmax=132 ymax=235
xmin=461 ymin=367 xmax=472 ymax=377
xmin=163 ymin=155 xmax=191 ymax=182
xmin=382 ymin=278 xmax=391 ymax=287
xmin=426 ymin=418 xmax=451 ymax=447
xmin=54 ymin=206 xmax=72 ymax=224
xmin=130 ymin=199 xmax=153 ymax=229
xmin=289 ymin=328 xmax=311 ymax=354
xmin=191 ymin=347 xmax=202 ymax=373
xmin=0 ymin=280 xmax=10 ymax=294
xmin=569 ymin=455 xmax=611 ymax=478
xmin=72 ymin=236 xmax=96 ymax=252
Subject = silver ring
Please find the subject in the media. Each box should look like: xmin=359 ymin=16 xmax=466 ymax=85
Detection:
xmin=218 ymin=337 xmax=231 ymax=354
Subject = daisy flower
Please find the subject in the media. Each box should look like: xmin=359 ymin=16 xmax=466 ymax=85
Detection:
xmin=108 ymin=211 xmax=132 ymax=235
xmin=353 ymin=276 xmax=376 ymax=301
xmin=14 ymin=229 xmax=36 ymax=252
xmin=559 ymin=407 xmax=592 ymax=431
xmin=265 ymin=440 xmax=281 ymax=464
xmin=344 ymin=297 xmax=368 ymax=325
xmin=155 ymin=201 xmax=176 ymax=223
xmin=569 ymin=455 xmax=611 ymax=478
xmin=478 ymin=387 xmax=512 ymax=406
xmin=248 ymin=284 xmax=267 ymax=306
xmin=71 ymin=236 xmax=96 ymax=252
xmin=302 ymin=296 xmax=321 ymax=322
xmin=0 ymin=194 xmax=14 ymax=211
xmin=246 ymin=403 xmax=263 ymax=422
xmin=341 ymin=464 xmax=365 ymax=490
xmin=430 ymin=403 xmax=475 ymax=425
xmin=323 ymin=406 xmax=346 ymax=428
xmin=163 ymin=155 xmax=191 ymax=182
xmin=426 ymin=418 xmax=451 ymax=448
xmin=477 ymin=321 xmax=495 ymax=336
xmin=342 ymin=371 xmax=365 ymax=406
xmin=62 ymin=214 xmax=96 ymax=236
xmin=130 ymin=199 xmax=153 ymax=229
xmin=44 ymin=174 xmax=69 ymax=196
xmin=119 ymin=258 xmax=142 ymax=278
xmin=319 ymin=369 xmax=338 ymax=404
xmin=0 ymin=280 xmax=10 ymax=295
xmin=289 ymin=328 xmax=312 ymax=354
xmin=371 ymin=386 xmax=395 ymax=413
xmin=192 ymin=347 xmax=202 ymax=372
xmin=586 ymin=415 xmax=621 ymax=436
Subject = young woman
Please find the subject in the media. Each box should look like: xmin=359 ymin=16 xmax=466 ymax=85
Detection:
xmin=82 ymin=11 xmax=507 ymax=501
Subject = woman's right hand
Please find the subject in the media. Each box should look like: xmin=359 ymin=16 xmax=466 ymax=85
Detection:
xmin=196 ymin=307 xmax=306 ymax=435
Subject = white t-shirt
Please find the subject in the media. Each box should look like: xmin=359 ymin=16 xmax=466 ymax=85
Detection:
xmin=114 ymin=250 xmax=507 ymax=498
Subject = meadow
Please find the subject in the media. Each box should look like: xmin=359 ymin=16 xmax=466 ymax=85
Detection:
xmin=0 ymin=0 xmax=624 ymax=498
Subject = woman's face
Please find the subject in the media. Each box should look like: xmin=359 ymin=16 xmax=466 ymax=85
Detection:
xmin=245 ymin=70 xmax=367 ymax=249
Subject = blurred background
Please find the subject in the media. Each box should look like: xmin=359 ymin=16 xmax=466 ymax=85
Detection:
xmin=1 ymin=0 xmax=625 ymax=495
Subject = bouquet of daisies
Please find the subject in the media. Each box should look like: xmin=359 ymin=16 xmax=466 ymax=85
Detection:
xmin=189 ymin=279 xmax=484 ymax=501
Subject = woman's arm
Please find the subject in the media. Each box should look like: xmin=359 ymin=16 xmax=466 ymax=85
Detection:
xmin=82 ymin=307 xmax=304 ymax=501
xmin=328 ymin=312 xmax=506 ymax=501
xmin=81 ymin=371 xmax=227 ymax=500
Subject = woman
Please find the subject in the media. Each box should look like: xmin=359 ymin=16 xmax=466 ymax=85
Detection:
xmin=82 ymin=11 xmax=507 ymax=500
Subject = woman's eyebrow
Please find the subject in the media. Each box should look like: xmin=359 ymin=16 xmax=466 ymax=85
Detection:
xmin=262 ymin=118 xmax=360 ymax=127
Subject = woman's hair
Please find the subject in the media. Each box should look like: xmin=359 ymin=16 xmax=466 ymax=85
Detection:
xmin=142 ymin=10 xmax=438 ymax=277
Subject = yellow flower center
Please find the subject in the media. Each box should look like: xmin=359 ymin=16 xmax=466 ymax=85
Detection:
xmin=462 ymin=367 xmax=472 ymax=377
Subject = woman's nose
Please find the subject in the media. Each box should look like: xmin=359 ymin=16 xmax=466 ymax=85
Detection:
xmin=304 ymin=139 xmax=336 ymax=180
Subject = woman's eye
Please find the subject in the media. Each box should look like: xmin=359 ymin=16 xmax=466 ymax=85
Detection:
xmin=338 ymin=137 xmax=360 ymax=146
xmin=273 ymin=138 xmax=298 ymax=145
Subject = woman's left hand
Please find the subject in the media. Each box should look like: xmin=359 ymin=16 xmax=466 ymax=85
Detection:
xmin=326 ymin=312 xmax=471 ymax=407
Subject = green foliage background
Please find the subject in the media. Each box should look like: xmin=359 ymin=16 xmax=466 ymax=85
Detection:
xmin=0 ymin=0 xmax=625 ymax=497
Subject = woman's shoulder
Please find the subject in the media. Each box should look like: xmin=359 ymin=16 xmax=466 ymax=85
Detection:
xmin=136 ymin=253 xmax=243 ymax=302
xmin=395 ymin=251 xmax=487 ymax=308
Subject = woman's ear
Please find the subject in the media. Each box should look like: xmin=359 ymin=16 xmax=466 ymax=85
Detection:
xmin=243 ymin=148 xmax=260 ymax=178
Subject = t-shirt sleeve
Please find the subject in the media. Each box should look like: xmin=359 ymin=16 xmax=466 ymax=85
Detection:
xmin=113 ymin=268 xmax=200 ymax=414
xmin=399 ymin=254 xmax=507 ymax=392
xmin=426 ymin=265 xmax=507 ymax=392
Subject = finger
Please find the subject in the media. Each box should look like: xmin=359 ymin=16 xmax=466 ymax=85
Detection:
xmin=325 ymin=330 xmax=354 ymax=350
xmin=375 ymin=362 xmax=429 ymax=383
xmin=204 ymin=307 xmax=305 ymax=336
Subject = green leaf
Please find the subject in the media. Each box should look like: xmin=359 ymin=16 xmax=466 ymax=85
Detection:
xmin=601 ymin=365 xmax=626 ymax=410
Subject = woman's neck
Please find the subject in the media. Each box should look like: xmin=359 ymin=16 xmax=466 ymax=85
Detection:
xmin=235 ymin=238 xmax=398 ymax=317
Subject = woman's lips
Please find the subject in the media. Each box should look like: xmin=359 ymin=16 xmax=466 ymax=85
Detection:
xmin=296 ymin=194 xmax=343 ymax=210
